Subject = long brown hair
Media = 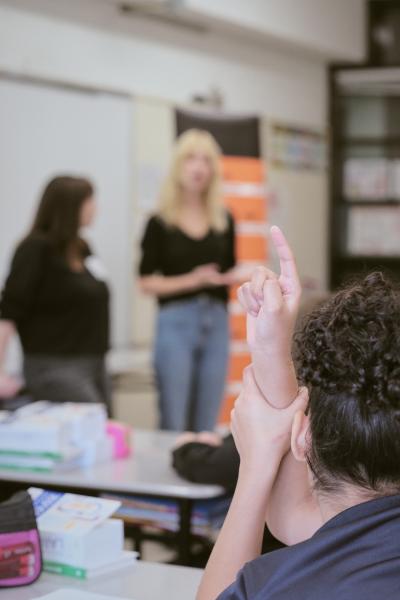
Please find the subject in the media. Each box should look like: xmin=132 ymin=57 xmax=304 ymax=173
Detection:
xmin=29 ymin=176 xmax=94 ymax=260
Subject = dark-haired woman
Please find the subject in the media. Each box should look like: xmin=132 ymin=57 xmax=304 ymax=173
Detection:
xmin=198 ymin=226 xmax=400 ymax=600
xmin=0 ymin=176 xmax=111 ymax=411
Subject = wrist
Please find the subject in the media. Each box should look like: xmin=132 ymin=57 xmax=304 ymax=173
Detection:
xmin=238 ymin=447 xmax=283 ymax=484
xmin=248 ymin=323 xmax=295 ymax=357
xmin=185 ymin=271 xmax=200 ymax=290
xmin=251 ymin=344 xmax=293 ymax=363
xmin=236 ymin=461 xmax=279 ymax=502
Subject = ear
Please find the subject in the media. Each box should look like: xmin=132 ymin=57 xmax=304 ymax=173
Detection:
xmin=291 ymin=410 xmax=310 ymax=462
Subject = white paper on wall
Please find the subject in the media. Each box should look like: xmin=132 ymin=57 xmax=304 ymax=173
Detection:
xmin=136 ymin=163 xmax=166 ymax=212
xmin=347 ymin=206 xmax=400 ymax=256
xmin=344 ymin=158 xmax=390 ymax=200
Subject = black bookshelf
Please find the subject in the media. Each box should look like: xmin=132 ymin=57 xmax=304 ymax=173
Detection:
xmin=329 ymin=63 xmax=400 ymax=289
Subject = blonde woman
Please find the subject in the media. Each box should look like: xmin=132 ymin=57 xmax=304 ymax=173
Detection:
xmin=139 ymin=129 xmax=236 ymax=431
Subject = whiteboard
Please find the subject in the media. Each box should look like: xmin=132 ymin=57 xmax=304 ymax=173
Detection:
xmin=0 ymin=77 xmax=134 ymax=373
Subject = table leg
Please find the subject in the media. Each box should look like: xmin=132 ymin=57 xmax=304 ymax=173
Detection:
xmin=124 ymin=523 xmax=143 ymax=558
xmin=177 ymin=498 xmax=193 ymax=565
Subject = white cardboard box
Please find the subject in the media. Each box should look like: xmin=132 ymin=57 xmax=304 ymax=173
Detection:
xmin=40 ymin=517 xmax=124 ymax=568
xmin=29 ymin=488 xmax=123 ymax=568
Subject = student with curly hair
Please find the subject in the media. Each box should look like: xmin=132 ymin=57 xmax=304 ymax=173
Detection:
xmin=197 ymin=227 xmax=400 ymax=600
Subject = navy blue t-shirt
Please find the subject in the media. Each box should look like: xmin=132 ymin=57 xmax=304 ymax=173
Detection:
xmin=218 ymin=494 xmax=400 ymax=600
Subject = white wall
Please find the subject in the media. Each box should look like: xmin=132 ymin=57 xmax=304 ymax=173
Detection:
xmin=0 ymin=77 xmax=134 ymax=372
xmin=0 ymin=3 xmax=329 ymax=128
xmin=187 ymin=0 xmax=366 ymax=61
xmin=131 ymin=98 xmax=175 ymax=346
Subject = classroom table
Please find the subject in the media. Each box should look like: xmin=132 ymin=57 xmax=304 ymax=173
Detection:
xmin=4 ymin=561 xmax=203 ymax=600
xmin=0 ymin=429 xmax=226 ymax=565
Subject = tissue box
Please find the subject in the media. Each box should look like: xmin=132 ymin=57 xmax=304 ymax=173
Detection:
xmin=40 ymin=517 xmax=123 ymax=569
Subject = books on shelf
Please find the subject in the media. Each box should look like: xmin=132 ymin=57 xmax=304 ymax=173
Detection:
xmin=101 ymin=493 xmax=231 ymax=537
xmin=29 ymin=487 xmax=138 ymax=579
xmin=344 ymin=158 xmax=400 ymax=200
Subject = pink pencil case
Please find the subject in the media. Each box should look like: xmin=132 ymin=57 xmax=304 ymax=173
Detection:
xmin=0 ymin=491 xmax=42 ymax=587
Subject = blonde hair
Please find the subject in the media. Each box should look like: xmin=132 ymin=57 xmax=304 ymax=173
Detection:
xmin=158 ymin=129 xmax=227 ymax=232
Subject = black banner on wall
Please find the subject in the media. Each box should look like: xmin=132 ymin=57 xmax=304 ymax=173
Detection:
xmin=176 ymin=108 xmax=260 ymax=158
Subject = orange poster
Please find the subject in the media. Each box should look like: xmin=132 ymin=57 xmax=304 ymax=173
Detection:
xmin=219 ymin=155 xmax=268 ymax=423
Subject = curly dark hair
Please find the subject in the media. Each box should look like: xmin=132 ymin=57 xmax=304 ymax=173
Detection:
xmin=294 ymin=272 xmax=400 ymax=495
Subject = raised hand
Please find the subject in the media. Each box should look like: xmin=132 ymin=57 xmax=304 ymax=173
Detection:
xmin=237 ymin=226 xmax=301 ymax=354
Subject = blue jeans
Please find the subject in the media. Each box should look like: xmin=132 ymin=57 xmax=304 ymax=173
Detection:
xmin=154 ymin=296 xmax=229 ymax=432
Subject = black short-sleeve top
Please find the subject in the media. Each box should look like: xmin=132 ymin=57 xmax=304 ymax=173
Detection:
xmin=139 ymin=212 xmax=236 ymax=305
xmin=0 ymin=236 xmax=110 ymax=356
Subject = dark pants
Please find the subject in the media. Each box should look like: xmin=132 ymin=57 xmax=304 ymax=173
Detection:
xmin=24 ymin=354 xmax=112 ymax=415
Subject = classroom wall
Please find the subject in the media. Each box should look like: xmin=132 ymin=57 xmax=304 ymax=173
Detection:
xmin=0 ymin=77 xmax=135 ymax=373
xmin=187 ymin=0 xmax=366 ymax=61
xmin=0 ymin=2 xmax=366 ymax=347
xmin=131 ymin=98 xmax=175 ymax=346
xmin=0 ymin=3 xmax=328 ymax=128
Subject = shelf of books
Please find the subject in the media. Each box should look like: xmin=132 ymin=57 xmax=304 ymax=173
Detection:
xmin=330 ymin=66 xmax=400 ymax=288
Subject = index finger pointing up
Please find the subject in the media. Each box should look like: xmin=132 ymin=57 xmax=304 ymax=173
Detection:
xmin=270 ymin=226 xmax=300 ymax=290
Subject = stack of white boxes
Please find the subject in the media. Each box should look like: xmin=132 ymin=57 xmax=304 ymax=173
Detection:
xmin=29 ymin=488 xmax=137 ymax=579
xmin=0 ymin=402 xmax=113 ymax=471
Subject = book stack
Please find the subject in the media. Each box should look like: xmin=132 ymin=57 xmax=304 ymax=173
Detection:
xmin=0 ymin=402 xmax=113 ymax=472
xmin=29 ymin=488 xmax=137 ymax=579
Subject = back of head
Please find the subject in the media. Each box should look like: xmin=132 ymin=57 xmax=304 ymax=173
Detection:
xmin=294 ymin=272 xmax=400 ymax=496
xmin=30 ymin=175 xmax=93 ymax=256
